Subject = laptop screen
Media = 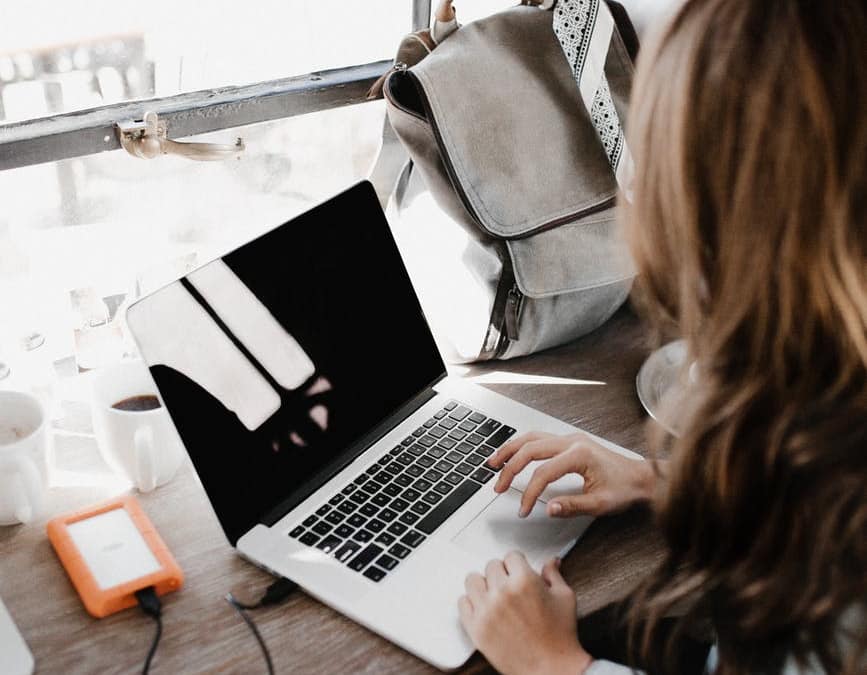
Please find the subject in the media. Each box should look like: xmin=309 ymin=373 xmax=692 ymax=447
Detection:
xmin=127 ymin=182 xmax=446 ymax=544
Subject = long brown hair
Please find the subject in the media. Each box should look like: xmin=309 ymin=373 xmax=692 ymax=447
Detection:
xmin=624 ymin=1 xmax=867 ymax=673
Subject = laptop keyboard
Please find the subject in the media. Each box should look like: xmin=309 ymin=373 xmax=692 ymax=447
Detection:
xmin=287 ymin=400 xmax=516 ymax=583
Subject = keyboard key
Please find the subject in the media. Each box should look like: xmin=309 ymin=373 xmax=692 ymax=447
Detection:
xmin=397 ymin=452 xmax=415 ymax=465
xmin=362 ymin=481 xmax=382 ymax=494
xmin=372 ymin=494 xmax=391 ymax=507
xmin=338 ymin=501 xmax=358 ymax=514
xmin=417 ymin=455 xmax=435 ymax=468
xmin=329 ymin=494 xmax=344 ymax=506
xmin=413 ymin=426 xmax=426 ymax=437
xmin=424 ymin=469 xmax=444 ymax=482
xmin=434 ymin=410 xmax=447 ymax=419
xmin=394 ymin=474 xmax=413 ymax=487
xmin=466 ymin=453 xmax=485 ymax=466
xmin=317 ymin=535 xmax=342 ymax=554
xmin=437 ymin=437 xmax=457 ymax=450
xmin=383 ymin=484 xmax=402 ymax=497
xmin=401 ymin=530 xmax=426 ymax=548
xmin=335 ymin=524 xmax=354 ymax=538
xmin=411 ymin=501 xmax=432 ymax=515
xmin=313 ymin=521 xmax=332 ymax=536
xmin=423 ymin=417 xmax=438 ymax=428
xmin=418 ymin=435 xmax=436 ymax=447
xmin=444 ymin=472 xmax=464 ymax=486
xmin=439 ymin=417 xmax=457 ymax=430
xmin=427 ymin=447 xmax=446 ymax=459
xmin=299 ymin=532 xmax=320 ymax=546
xmin=316 ymin=505 xmax=330 ymax=516
xmin=377 ymin=554 xmax=399 ymax=571
xmin=444 ymin=401 xmax=458 ymax=411
xmin=477 ymin=444 xmax=496 ymax=457
xmin=341 ymin=484 xmax=357 ymax=496
xmin=360 ymin=503 xmax=379 ymax=517
xmin=375 ymin=471 xmax=393 ymax=485
xmin=348 ymin=544 xmax=384 ymax=571
xmin=389 ymin=543 xmax=412 ymax=559
xmin=413 ymin=478 xmax=433 ymax=492
xmin=289 ymin=525 xmax=305 ymax=538
xmin=335 ymin=541 xmax=362 ymax=563
xmin=455 ymin=462 xmax=474 ymax=475
xmin=385 ymin=461 xmax=403 ymax=474
xmin=350 ymin=491 xmax=370 ymax=504
xmin=445 ymin=451 xmax=463 ymax=464
xmin=367 ymin=518 xmax=386 ymax=532
xmin=416 ymin=481 xmax=482 ymax=535
xmin=325 ymin=511 xmax=345 ymax=525
xmin=434 ymin=460 xmax=454 ymax=473
xmin=363 ymin=567 xmax=387 ymax=583
xmin=448 ymin=405 xmax=471 ymax=421
xmin=348 ymin=514 xmax=367 ymax=528
xmin=303 ymin=515 xmax=317 ymax=527
xmin=455 ymin=442 xmax=475 ymax=455
xmin=399 ymin=511 xmax=420 ymax=526
xmin=458 ymin=420 xmax=476 ymax=432
xmin=353 ymin=529 xmax=374 ymax=543
xmin=401 ymin=436 xmax=415 ymax=446
xmin=407 ymin=444 xmax=426 ymax=457
xmin=379 ymin=508 xmax=398 ymax=522
xmin=390 ymin=498 xmax=410 ymax=512
xmin=466 ymin=433 xmax=485 ymax=446
xmin=401 ymin=488 xmax=421 ymax=502
xmin=470 ymin=467 xmax=495 ymax=484
xmin=486 ymin=425 xmax=517 ymax=448
xmin=434 ymin=481 xmax=454 ymax=495
xmin=389 ymin=445 xmax=403 ymax=456
xmin=406 ymin=464 xmax=424 ymax=477
xmin=469 ymin=412 xmax=487 ymax=424
xmin=476 ymin=419 xmax=501 ymax=437
xmin=375 ymin=532 xmax=396 ymax=546
xmin=448 ymin=429 xmax=468 ymax=441
xmin=352 ymin=474 xmax=369 ymax=486
xmin=387 ymin=521 xmax=408 ymax=536
xmin=422 ymin=492 xmax=443 ymax=505
xmin=428 ymin=426 xmax=446 ymax=439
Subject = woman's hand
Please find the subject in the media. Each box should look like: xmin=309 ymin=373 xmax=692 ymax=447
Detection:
xmin=458 ymin=552 xmax=592 ymax=675
xmin=488 ymin=431 xmax=658 ymax=518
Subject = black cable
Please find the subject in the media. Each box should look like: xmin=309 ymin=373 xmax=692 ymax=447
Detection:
xmin=225 ymin=577 xmax=299 ymax=675
xmin=135 ymin=587 xmax=163 ymax=675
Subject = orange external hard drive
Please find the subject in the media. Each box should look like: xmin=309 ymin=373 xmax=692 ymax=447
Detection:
xmin=47 ymin=495 xmax=183 ymax=618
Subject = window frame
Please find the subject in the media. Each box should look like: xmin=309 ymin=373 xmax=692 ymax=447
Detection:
xmin=0 ymin=0 xmax=431 ymax=171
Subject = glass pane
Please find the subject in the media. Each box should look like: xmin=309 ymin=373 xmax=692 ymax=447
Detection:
xmin=0 ymin=0 xmax=409 ymax=122
xmin=0 ymin=101 xmax=386 ymax=391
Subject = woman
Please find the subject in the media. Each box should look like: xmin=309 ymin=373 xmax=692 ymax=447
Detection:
xmin=457 ymin=0 xmax=867 ymax=673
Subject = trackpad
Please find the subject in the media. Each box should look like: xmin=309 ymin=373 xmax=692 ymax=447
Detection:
xmin=451 ymin=489 xmax=592 ymax=568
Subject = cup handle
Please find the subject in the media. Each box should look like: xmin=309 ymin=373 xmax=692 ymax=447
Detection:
xmin=11 ymin=456 xmax=42 ymax=524
xmin=134 ymin=426 xmax=157 ymax=493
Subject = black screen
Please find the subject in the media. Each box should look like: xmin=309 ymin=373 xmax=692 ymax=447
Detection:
xmin=132 ymin=182 xmax=446 ymax=544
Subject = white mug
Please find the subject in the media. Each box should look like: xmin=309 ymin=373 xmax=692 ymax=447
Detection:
xmin=0 ymin=391 xmax=48 ymax=525
xmin=91 ymin=361 xmax=185 ymax=492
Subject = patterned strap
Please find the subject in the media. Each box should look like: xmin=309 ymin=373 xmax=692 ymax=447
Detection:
xmin=552 ymin=0 xmax=634 ymax=196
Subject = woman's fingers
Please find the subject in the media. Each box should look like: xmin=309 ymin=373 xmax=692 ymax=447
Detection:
xmin=546 ymin=493 xmax=607 ymax=518
xmin=488 ymin=432 xmax=553 ymax=472
xmin=484 ymin=558 xmax=508 ymax=589
xmin=464 ymin=572 xmax=487 ymax=604
xmin=457 ymin=594 xmax=474 ymax=629
xmin=518 ymin=446 xmax=592 ymax=517
xmin=503 ymin=550 xmax=532 ymax=577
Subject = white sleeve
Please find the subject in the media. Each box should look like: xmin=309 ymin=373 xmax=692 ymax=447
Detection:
xmin=586 ymin=660 xmax=644 ymax=675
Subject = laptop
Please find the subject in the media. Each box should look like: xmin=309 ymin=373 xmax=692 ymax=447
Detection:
xmin=0 ymin=595 xmax=34 ymax=675
xmin=126 ymin=181 xmax=640 ymax=670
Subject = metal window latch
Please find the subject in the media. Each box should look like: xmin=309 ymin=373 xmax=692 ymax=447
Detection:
xmin=116 ymin=111 xmax=245 ymax=161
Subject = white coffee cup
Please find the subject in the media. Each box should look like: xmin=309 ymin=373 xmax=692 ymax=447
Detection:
xmin=91 ymin=361 xmax=185 ymax=492
xmin=0 ymin=391 xmax=48 ymax=525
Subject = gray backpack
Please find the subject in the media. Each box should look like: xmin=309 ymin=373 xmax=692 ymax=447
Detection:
xmin=377 ymin=3 xmax=637 ymax=362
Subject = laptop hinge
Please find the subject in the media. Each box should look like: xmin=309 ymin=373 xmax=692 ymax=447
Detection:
xmin=259 ymin=373 xmax=446 ymax=529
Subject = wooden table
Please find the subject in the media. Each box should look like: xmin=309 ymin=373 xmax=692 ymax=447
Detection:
xmin=0 ymin=306 xmax=665 ymax=674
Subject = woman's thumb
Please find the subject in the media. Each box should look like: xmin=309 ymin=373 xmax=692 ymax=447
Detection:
xmin=541 ymin=557 xmax=568 ymax=589
xmin=546 ymin=493 xmax=602 ymax=518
